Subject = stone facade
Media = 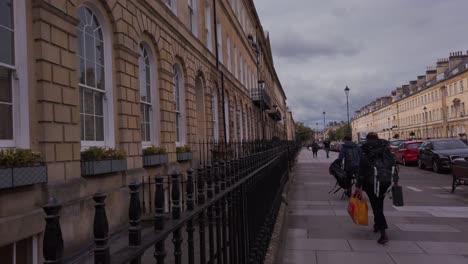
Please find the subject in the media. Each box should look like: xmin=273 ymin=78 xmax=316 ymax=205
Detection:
xmin=0 ymin=0 xmax=294 ymax=261
xmin=352 ymin=52 xmax=468 ymax=141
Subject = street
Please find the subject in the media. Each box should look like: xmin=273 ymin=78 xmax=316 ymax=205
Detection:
xmin=279 ymin=148 xmax=468 ymax=264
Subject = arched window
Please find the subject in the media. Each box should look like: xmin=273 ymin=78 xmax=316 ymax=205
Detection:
xmin=139 ymin=43 xmax=157 ymax=146
xmin=212 ymin=88 xmax=219 ymax=141
xmin=173 ymin=65 xmax=185 ymax=145
xmin=0 ymin=0 xmax=29 ymax=148
xmin=78 ymin=5 xmax=114 ymax=147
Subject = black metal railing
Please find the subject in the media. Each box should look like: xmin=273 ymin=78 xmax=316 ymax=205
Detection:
xmin=41 ymin=140 xmax=301 ymax=264
xmin=251 ymin=88 xmax=272 ymax=110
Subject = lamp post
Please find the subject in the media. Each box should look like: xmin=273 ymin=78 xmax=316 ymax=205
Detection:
xmin=423 ymin=106 xmax=428 ymax=139
xmin=323 ymin=111 xmax=326 ymax=137
xmin=345 ymin=86 xmax=350 ymax=136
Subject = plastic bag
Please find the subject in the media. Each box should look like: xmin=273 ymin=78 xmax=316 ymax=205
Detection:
xmin=348 ymin=191 xmax=369 ymax=226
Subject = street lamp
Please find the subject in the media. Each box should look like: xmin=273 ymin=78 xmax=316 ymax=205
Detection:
xmin=316 ymin=122 xmax=319 ymax=141
xmin=423 ymin=106 xmax=428 ymax=139
xmin=344 ymin=86 xmax=350 ymax=136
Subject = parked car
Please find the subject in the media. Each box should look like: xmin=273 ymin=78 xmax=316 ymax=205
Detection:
xmin=395 ymin=140 xmax=423 ymax=166
xmin=451 ymin=157 xmax=468 ymax=192
xmin=388 ymin=139 xmax=406 ymax=156
xmin=417 ymin=139 xmax=468 ymax=173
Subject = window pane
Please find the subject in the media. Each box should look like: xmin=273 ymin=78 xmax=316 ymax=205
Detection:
xmin=176 ymin=114 xmax=180 ymax=142
xmin=85 ymin=60 xmax=96 ymax=87
xmin=145 ymin=124 xmax=151 ymax=142
xmin=95 ymin=116 xmax=104 ymax=141
xmin=84 ymin=89 xmax=94 ymax=114
xmin=15 ymin=238 xmax=30 ymax=264
xmin=0 ymin=68 xmax=12 ymax=102
xmin=0 ymin=242 xmax=13 ymax=264
xmin=0 ymin=27 xmax=14 ymax=66
xmin=85 ymin=115 xmax=95 ymax=141
xmin=0 ymin=103 xmax=12 ymax=139
xmin=78 ymin=58 xmax=86 ymax=85
xmin=96 ymin=65 xmax=104 ymax=90
xmin=0 ymin=0 xmax=13 ymax=30
xmin=84 ymin=28 xmax=95 ymax=62
xmin=95 ymin=92 xmax=103 ymax=116
xmin=80 ymin=114 xmax=84 ymax=140
xmin=95 ymin=39 xmax=104 ymax=65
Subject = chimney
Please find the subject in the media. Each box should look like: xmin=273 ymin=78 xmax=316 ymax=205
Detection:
xmin=426 ymin=66 xmax=437 ymax=81
xmin=417 ymin=75 xmax=426 ymax=86
xmin=395 ymin=87 xmax=403 ymax=98
xmin=436 ymin=58 xmax=449 ymax=75
xmin=409 ymin=80 xmax=418 ymax=93
xmin=402 ymin=84 xmax=410 ymax=95
xmin=448 ymin=51 xmax=466 ymax=70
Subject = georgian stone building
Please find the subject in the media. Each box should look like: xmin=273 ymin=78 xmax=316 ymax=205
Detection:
xmin=0 ymin=0 xmax=294 ymax=262
xmin=352 ymin=52 xmax=468 ymax=141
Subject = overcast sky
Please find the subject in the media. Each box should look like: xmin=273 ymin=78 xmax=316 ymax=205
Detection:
xmin=254 ymin=0 xmax=468 ymax=129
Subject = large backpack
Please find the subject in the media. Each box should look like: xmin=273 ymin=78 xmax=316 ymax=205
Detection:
xmin=344 ymin=146 xmax=360 ymax=170
xmin=368 ymin=151 xmax=397 ymax=196
xmin=329 ymin=159 xmax=352 ymax=191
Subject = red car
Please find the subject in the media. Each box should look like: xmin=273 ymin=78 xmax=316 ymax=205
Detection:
xmin=388 ymin=140 xmax=406 ymax=156
xmin=395 ymin=140 xmax=424 ymax=166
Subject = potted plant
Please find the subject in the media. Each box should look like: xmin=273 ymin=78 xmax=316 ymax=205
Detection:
xmin=143 ymin=146 xmax=168 ymax=167
xmin=0 ymin=148 xmax=47 ymax=189
xmin=176 ymin=145 xmax=192 ymax=162
xmin=81 ymin=147 xmax=127 ymax=176
xmin=409 ymin=131 xmax=416 ymax=139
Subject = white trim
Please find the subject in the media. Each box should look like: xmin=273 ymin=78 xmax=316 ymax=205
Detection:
xmin=173 ymin=64 xmax=186 ymax=146
xmin=212 ymin=88 xmax=219 ymax=141
xmin=79 ymin=3 xmax=115 ymax=149
xmin=226 ymin=35 xmax=231 ymax=72
xmin=166 ymin=0 xmax=178 ymax=15
xmin=216 ymin=22 xmax=223 ymax=63
xmin=204 ymin=2 xmax=212 ymax=52
xmin=188 ymin=0 xmax=197 ymax=37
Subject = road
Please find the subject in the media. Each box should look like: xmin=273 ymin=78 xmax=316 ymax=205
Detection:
xmin=279 ymin=148 xmax=468 ymax=264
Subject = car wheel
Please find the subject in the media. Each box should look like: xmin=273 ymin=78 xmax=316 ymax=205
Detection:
xmin=418 ymin=158 xmax=425 ymax=169
xmin=402 ymin=158 xmax=407 ymax=166
xmin=433 ymin=160 xmax=440 ymax=174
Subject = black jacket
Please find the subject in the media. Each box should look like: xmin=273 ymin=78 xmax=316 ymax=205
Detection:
xmin=356 ymin=139 xmax=398 ymax=188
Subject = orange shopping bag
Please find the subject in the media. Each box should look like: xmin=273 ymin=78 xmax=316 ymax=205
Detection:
xmin=347 ymin=191 xmax=369 ymax=226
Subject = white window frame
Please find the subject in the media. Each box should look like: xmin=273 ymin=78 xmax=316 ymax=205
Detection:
xmin=139 ymin=42 xmax=158 ymax=148
xmin=212 ymin=88 xmax=219 ymax=141
xmin=188 ymin=0 xmax=197 ymax=36
xmin=204 ymin=1 xmax=212 ymax=52
xmin=240 ymin=54 xmax=243 ymax=85
xmin=0 ymin=235 xmax=39 ymax=264
xmin=226 ymin=35 xmax=231 ymax=72
xmin=78 ymin=4 xmax=115 ymax=149
xmin=165 ymin=0 xmax=177 ymax=15
xmin=0 ymin=0 xmax=29 ymax=148
xmin=216 ymin=22 xmax=223 ymax=63
xmin=173 ymin=64 xmax=186 ymax=146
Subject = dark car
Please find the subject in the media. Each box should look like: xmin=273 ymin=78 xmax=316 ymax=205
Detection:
xmin=388 ymin=140 xmax=406 ymax=156
xmin=395 ymin=140 xmax=423 ymax=166
xmin=417 ymin=139 xmax=468 ymax=173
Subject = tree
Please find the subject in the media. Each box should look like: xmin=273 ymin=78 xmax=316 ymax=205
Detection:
xmin=295 ymin=122 xmax=313 ymax=142
xmin=393 ymin=133 xmax=400 ymax=139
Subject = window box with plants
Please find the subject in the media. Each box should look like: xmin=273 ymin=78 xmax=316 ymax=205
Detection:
xmin=0 ymin=149 xmax=47 ymax=190
xmin=81 ymin=147 xmax=127 ymax=176
xmin=176 ymin=145 xmax=192 ymax=162
xmin=143 ymin=146 xmax=168 ymax=167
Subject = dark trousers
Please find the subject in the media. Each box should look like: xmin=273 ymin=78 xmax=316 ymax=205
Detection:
xmin=312 ymin=151 xmax=318 ymax=157
xmin=325 ymin=148 xmax=330 ymax=158
xmin=364 ymin=184 xmax=389 ymax=231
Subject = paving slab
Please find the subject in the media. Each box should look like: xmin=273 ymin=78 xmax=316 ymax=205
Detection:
xmin=348 ymin=239 xmax=423 ymax=253
xmin=286 ymin=228 xmax=308 ymax=238
xmin=416 ymin=241 xmax=468 ymax=255
xmin=316 ymin=251 xmax=395 ymax=264
xmin=284 ymin=238 xmax=351 ymax=251
xmin=389 ymin=253 xmax=468 ymax=264
xmin=395 ymin=223 xmax=461 ymax=232
xmin=281 ymin=250 xmax=317 ymax=264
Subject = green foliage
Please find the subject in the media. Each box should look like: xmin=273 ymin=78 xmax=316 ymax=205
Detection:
xmin=81 ymin=147 xmax=127 ymax=161
xmin=295 ymin=122 xmax=313 ymax=142
xmin=409 ymin=131 xmax=416 ymax=137
xmin=143 ymin=146 xmax=167 ymax=156
xmin=393 ymin=134 xmax=400 ymax=139
xmin=328 ymin=124 xmax=351 ymax=141
xmin=176 ymin=145 xmax=191 ymax=153
xmin=0 ymin=148 xmax=42 ymax=168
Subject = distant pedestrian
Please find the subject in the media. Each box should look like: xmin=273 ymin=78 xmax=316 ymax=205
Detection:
xmin=312 ymin=141 xmax=319 ymax=158
xmin=338 ymin=136 xmax=360 ymax=198
xmin=323 ymin=139 xmax=331 ymax=158
xmin=355 ymin=132 xmax=399 ymax=245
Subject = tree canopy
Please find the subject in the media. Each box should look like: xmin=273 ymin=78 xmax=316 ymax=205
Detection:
xmin=295 ymin=122 xmax=313 ymax=142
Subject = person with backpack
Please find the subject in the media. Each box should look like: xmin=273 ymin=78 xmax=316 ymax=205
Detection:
xmin=323 ymin=139 xmax=331 ymax=158
xmin=312 ymin=141 xmax=319 ymax=158
xmin=338 ymin=135 xmax=360 ymax=197
xmin=355 ymin=132 xmax=399 ymax=245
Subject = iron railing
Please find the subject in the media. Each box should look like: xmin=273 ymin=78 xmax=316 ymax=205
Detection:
xmin=41 ymin=141 xmax=301 ymax=264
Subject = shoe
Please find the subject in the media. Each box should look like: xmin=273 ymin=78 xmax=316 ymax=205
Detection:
xmin=377 ymin=232 xmax=389 ymax=245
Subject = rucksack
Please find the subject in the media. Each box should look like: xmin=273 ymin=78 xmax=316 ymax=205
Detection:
xmin=329 ymin=159 xmax=352 ymax=191
xmin=344 ymin=146 xmax=360 ymax=170
xmin=368 ymin=151 xmax=397 ymax=196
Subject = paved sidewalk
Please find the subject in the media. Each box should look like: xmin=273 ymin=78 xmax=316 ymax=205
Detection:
xmin=279 ymin=148 xmax=468 ymax=264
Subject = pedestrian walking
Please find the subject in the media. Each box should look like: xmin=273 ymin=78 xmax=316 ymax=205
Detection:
xmin=355 ymin=132 xmax=399 ymax=245
xmin=338 ymin=136 xmax=360 ymax=198
xmin=312 ymin=141 xmax=319 ymax=158
xmin=323 ymin=139 xmax=331 ymax=158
